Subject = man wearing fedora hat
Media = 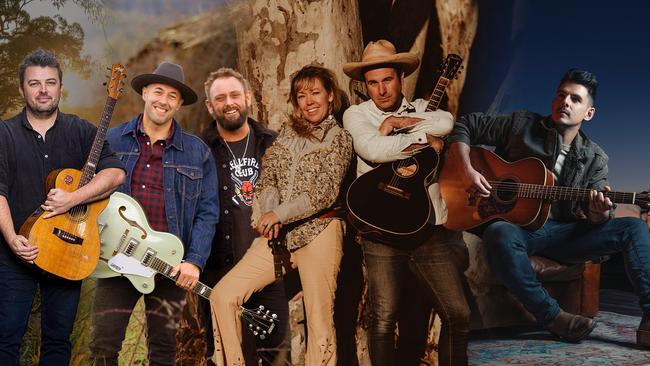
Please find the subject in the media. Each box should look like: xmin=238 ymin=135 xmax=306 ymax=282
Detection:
xmin=90 ymin=61 xmax=219 ymax=366
xmin=343 ymin=40 xmax=470 ymax=366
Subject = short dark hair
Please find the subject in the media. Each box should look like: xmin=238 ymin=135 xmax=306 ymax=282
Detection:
xmin=559 ymin=68 xmax=598 ymax=102
xmin=19 ymin=49 xmax=62 ymax=88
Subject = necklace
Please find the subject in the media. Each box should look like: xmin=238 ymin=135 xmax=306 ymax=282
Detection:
xmin=223 ymin=129 xmax=251 ymax=175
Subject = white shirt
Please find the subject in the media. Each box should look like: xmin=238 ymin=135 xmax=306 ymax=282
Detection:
xmin=343 ymin=97 xmax=454 ymax=225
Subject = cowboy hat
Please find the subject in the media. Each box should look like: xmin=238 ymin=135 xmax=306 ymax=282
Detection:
xmin=343 ymin=40 xmax=420 ymax=81
xmin=131 ymin=61 xmax=198 ymax=105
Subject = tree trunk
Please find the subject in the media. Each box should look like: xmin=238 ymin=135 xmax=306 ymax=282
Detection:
xmin=231 ymin=0 xmax=364 ymax=130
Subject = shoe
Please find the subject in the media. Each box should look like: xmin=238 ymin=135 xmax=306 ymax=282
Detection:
xmin=638 ymin=314 xmax=650 ymax=348
xmin=546 ymin=310 xmax=596 ymax=343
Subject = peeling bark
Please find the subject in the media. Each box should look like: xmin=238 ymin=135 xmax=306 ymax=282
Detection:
xmin=231 ymin=0 xmax=363 ymax=130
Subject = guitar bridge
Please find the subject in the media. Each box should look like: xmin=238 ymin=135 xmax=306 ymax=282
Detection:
xmin=52 ymin=228 xmax=83 ymax=245
xmin=378 ymin=182 xmax=411 ymax=200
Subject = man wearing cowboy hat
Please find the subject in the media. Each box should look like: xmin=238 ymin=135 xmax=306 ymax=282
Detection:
xmin=90 ymin=61 xmax=219 ymax=366
xmin=343 ymin=40 xmax=470 ymax=366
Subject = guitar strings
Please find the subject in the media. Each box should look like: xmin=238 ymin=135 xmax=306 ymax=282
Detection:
xmin=484 ymin=180 xmax=636 ymax=202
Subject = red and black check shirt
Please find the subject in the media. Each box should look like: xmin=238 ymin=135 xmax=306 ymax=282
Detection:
xmin=130 ymin=120 xmax=174 ymax=232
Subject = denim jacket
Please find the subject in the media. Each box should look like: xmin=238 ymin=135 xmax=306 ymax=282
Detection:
xmin=448 ymin=109 xmax=610 ymax=221
xmin=107 ymin=115 xmax=219 ymax=269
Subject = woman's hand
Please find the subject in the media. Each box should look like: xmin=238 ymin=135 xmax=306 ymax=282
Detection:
xmin=256 ymin=211 xmax=282 ymax=239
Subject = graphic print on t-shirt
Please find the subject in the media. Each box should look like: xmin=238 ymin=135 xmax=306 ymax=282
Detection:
xmin=229 ymin=156 xmax=260 ymax=206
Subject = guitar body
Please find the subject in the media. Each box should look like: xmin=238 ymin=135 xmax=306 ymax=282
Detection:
xmin=19 ymin=168 xmax=108 ymax=280
xmin=439 ymin=147 xmax=553 ymax=231
xmin=347 ymin=148 xmax=437 ymax=236
xmin=93 ymin=192 xmax=184 ymax=294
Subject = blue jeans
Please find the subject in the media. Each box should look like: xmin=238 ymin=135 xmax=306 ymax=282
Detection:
xmin=0 ymin=261 xmax=81 ymax=366
xmin=483 ymin=217 xmax=650 ymax=325
xmin=361 ymin=227 xmax=470 ymax=366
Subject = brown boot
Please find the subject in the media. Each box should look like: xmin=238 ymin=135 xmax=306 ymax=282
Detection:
xmin=638 ymin=314 xmax=650 ymax=348
xmin=546 ymin=310 xmax=596 ymax=343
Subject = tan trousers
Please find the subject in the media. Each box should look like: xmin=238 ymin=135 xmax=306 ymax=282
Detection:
xmin=210 ymin=220 xmax=343 ymax=366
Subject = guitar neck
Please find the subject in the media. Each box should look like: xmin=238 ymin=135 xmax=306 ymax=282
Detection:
xmin=78 ymin=96 xmax=117 ymax=188
xmin=425 ymin=77 xmax=450 ymax=112
xmin=493 ymin=181 xmax=641 ymax=205
xmin=147 ymin=255 xmax=212 ymax=300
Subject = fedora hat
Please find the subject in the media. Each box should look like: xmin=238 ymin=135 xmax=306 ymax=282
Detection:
xmin=343 ymin=40 xmax=420 ymax=81
xmin=131 ymin=61 xmax=197 ymax=105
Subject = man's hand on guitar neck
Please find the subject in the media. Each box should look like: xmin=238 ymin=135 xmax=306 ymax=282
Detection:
xmin=171 ymin=262 xmax=200 ymax=291
xmin=587 ymin=185 xmax=613 ymax=224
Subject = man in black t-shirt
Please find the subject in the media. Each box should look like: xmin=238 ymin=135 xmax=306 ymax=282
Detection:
xmin=201 ymin=67 xmax=288 ymax=365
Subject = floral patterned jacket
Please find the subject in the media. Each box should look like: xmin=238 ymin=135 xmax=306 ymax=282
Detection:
xmin=251 ymin=116 xmax=353 ymax=250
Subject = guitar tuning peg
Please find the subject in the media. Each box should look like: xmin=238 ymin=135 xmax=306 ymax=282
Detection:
xmin=248 ymin=324 xmax=253 ymax=329
xmin=259 ymin=305 xmax=265 ymax=310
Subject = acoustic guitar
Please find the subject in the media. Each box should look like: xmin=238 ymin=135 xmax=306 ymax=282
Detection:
xmin=439 ymin=146 xmax=650 ymax=231
xmin=93 ymin=192 xmax=278 ymax=339
xmin=19 ymin=64 xmax=126 ymax=280
xmin=346 ymin=54 xmax=463 ymax=240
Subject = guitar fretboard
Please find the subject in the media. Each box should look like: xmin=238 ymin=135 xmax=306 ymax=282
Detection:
xmin=79 ymin=97 xmax=117 ymax=188
xmin=426 ymin=77 xmax=450 ymax=112
xmin=492 ymin=181 xmax=639 ymax=205
xmin=148 ymin=255 xmax=212 ymax=300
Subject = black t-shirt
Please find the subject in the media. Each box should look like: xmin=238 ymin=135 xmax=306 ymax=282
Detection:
xmin=0 ymin=109 xmax=124 ymax=265
xmin=223 ymin=132 xmax=260 ymax=261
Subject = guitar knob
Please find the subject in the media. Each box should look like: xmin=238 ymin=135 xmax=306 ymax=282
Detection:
xmin=259 ymin=305 xmax=265 ymax=310
xmin=248 ymin=324 xmax=253 ymax=329
xmin=272 ymin=313 xmax=277 ymax=319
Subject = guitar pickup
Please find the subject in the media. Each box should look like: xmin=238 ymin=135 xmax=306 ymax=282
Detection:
xmin=52 ymin=228 xmax=83 ymax=245
xmin=141 ymin=248 xmax=157 ymax=267
xmin=378 ymin=182 xmax=411 ymax=200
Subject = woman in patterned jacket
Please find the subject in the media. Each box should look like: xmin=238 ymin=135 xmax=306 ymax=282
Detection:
xmin=209 ymin=65 xmax=353 ymax=366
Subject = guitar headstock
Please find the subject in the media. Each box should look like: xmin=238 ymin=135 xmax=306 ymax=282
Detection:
xmin=439 ymin=53 xmax=464 ymax=80
xmin=240 ymin=304 xmax=278 ymax=340
xmin=106 ymin=64 xmax=127 ymax=100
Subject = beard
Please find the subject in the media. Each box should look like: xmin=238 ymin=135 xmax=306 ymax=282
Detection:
xmin=214 ymin=104 xmax=248 ymax=131
xmin=25 ymin=93 xmax=59 ymax=118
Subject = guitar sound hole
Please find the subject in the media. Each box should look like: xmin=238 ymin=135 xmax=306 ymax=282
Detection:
xmin=495 ymin=179 xmax=517 ymax=202
xmin=393 ymin=158 xmax=418 ymax=178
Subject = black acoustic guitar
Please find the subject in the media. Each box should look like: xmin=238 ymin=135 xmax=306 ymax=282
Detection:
xmin=346 ymin=54 xmax=463 ymax=242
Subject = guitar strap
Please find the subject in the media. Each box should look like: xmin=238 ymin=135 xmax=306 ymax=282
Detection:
xmin=267 ymin=206 xmax=343 ymax=281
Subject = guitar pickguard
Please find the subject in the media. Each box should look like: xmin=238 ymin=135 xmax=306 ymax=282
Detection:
xmin=107 ymin=253 xmax=155 ymax=278
xmin=477 ymin=195 xmax=516 ymax=219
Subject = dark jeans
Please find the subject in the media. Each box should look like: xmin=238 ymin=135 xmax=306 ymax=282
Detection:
xmin=362 ymin=227 xmax=470 ymax=366
xmin=483 ymin=217 xmax=650 ymax=325
xmin=90 ymin=276 xmax=185 ymax=366
xmin=0 ymin=261 xmax=81 ymax=366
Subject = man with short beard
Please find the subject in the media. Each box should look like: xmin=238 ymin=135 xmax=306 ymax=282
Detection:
xmin=201 ymin=67 xmax=288 ymax=365
xmin=0 ymin=49 xmax=126 ymax=365
xmin=90 ymin=61 xmax=219 ymax=366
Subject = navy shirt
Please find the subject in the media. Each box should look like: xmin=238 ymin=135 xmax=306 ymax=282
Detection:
xmin=0 ymin=108 xmax=124 ymax=265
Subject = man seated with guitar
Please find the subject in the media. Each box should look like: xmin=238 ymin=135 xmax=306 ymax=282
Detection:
xmin=90 ymin=61 xmax=219 ymax=365
xmin=445 ymin=69 xmax=650 ymax=346
xmin=0 ymin=49 xmax=126 ymax=365
xmin=342 ymin=40 xmax=471 ymax=366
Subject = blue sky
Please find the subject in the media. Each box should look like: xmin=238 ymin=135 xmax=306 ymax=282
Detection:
xmin=459 ymin=1 xmax=650 ymax=192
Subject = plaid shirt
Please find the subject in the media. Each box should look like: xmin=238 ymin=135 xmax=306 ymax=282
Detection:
xmin=130 ymin=120 xmax=174 ymax=232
